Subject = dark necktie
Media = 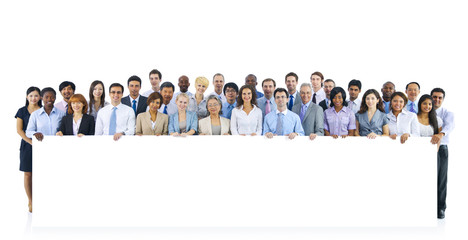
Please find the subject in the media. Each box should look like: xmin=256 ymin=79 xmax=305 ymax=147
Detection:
xmin=312 ymin=93 xmax=317 ymax=104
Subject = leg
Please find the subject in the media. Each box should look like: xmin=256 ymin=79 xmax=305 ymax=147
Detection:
xmin=24 ymin=172 xmax=32 ymax=212
xmin=437 ymin=145 xmax=448 ymax=218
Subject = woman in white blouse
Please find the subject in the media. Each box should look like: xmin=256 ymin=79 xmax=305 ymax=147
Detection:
xmin=230 ymin=85 xmax=263 ymax=135
xmin=417 ymin=94 xmax=442 ymax=140
xmin=387 ymin=92 xmax=420 ymax=143
xmin=88 ymin=80 xmax=109 ymax=120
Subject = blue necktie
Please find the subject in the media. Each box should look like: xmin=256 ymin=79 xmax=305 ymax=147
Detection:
xmin=288 ymin=95 xmax=294 ymax=110
xmin=409 ymin=102 xmax=416 ymax=113
xmin=227 ymin=104 xmax=234 ymax=119
xmin=276 ymin=113 xmax=284 ymax=136
xmin=109 ymin=107 xmax=117 ymax=135
xmin=132 ymin=99 xmax=137 ymax=115
xmin=163 ymin=105 xmax=168 ymax=114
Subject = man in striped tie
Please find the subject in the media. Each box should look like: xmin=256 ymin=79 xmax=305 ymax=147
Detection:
xmin=405 ymin=82 xmax=420 ymax=113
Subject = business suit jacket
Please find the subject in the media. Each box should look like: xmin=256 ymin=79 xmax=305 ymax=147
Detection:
xmin=319 ymin=99 xmax=329 ymax=112
xmin=198 ymin=115 xmax=231 ymax=135
xmin=122 ymin=95 xmax=148 ymax=117
xmin=257 ymin=96 xmax=277 ymax=118
xmin=168 ymin=110 xmax=198 ymax=134
xmin=135 ymin=111 xmax=169 ymax=135
xmin=58 ymin=114 xmax=95 ymax=135
xmin=292 ymin=102 xmax=324 ymax=136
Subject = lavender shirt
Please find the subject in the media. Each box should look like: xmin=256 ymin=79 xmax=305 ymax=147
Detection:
xmin=324 ymin=106 xmax=356 ymax=136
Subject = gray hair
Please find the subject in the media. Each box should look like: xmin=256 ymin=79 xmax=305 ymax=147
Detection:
xmin=206 ymin=95 xmax=223 ymax=115
xmin=300 ymin=83 xmax=312 ymax=91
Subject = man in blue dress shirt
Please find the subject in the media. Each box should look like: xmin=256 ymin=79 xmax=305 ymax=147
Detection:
xmin=405 ymin=82 xmax=420 ymax=113
xmin=381 ymin=81 xmax=395 ymax=114
xmin=221 ymin=82 xmax=238 ymax=119
xmin=263 ymin=88 xmax=305 ymax=139
xmin=257 ymin=78 xmax=277 ymax=118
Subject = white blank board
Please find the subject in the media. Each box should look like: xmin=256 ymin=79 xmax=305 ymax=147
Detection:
xmin=33 ymin=136 xmax=437 ymax=227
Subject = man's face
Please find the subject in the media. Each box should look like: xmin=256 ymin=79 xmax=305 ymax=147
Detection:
xmin=61 ymin=85 xmax=74 ymax=102
xmin=381 ymin=83 xmax=395 ymax=100
xmin=432 ymin=92 xmax=444 ymax=109
xmin=225 ymin=87 xmax=237 ymax=103
xmin=323 ymin=81 xmax=335 ymax=98
xmin=213 ymin=75 xmax=224 ymax=92
xmin=300 ymin=86 xmax=312 ymax=105
xmin=109 ymin=86 xmax=123 ymax=105
xmin=262 ymin=80 xmax=275 ymax=99
xmin=348 ymin=85 xmax=361 ymax=100
xmin=275 ymin=91 xmax=288 ymax=109
xmin=405 ymin=83 xmax=420 ymax=101
xmin=178 ymin=76 xmax=190 ymax=93
xmin=128 ymin=80 xmax=141 ymax=98
xmin=310 ymin=74 xmax=323 ymax=89
xmin=285 ymin=76 xmax=298 ymax=93
xmin=160 ymin=87 xmax=174 ymax=105
xmin=245 ymin=76 xmax=257 ymax=86
xmin=149 ymin=74 xmax=161 ymax=88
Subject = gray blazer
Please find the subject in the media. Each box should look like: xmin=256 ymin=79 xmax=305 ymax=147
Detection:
xmin=135 ymin=111 xmax=169 ymax=135
xmin=291 ymin=102 xmax=324 ymax=136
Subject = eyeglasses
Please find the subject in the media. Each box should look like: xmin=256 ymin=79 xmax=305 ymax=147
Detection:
xmin=208 ymin=103 xmax=220 ymax=108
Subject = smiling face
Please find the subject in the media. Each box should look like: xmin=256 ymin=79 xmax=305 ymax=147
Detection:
xmin=42 ymin=91 xmax=56 ymax=109
xmin=128 ymin=80 xmax=141 ymax=99
xmin=149 ymin=73 xmax=161 ymax=89
xmin=323 ymin=81 xmax=335 ymax=98
xmin=432 ymin=92 xmax=444 ymax=109
xmin=348 ymin=85 xmax=361 ymax=100
xmin=225 ymin=87 xmax=237 ymax=103
xmin=160 ymin=87 xmax=174 ymax=105
xmin=60 ymin=85 xmax=74 ymax=102
xmin=213 ymin=75 xmax=224 ymax=93
xmin=310 ymin=74 xmax=323 ymax=89
xmin=71 ymin=101 xmax=84 ymax=114
xmin=207 ymin=98 xmax=221 ymax=115
xmin=332 ymin=92 xmax=343 ymax=108
xmin=241 ymin=88 xmax=252 ymax=104
xmin=275 ymin=91 xmax=288 ymax=110
xmin=148 ymin=98 xmax=161 ymax=112
xmin=285 ymin=76 xmax=298 ymax=94
xmin=27 ymin=90 xmax=41 ymax=106
xmin=405 ymin=83 xmax=420 ymax=102
xmin=196 ymin=83 xmax=207 ymax=95
xmin=420 ymin=98 xmax=433 ymax=113
xmin=262 ymin=80 xmax=275 ymax=99
xmin=93 ymin=83 xmax=104 ymax=99
xmin=178 ymin=76 xmax=190 ymax=93
xmin=176 ymin=96 xmax=188 ymax=111
xmin=109 ymin=86 xmax=123 ymax=106
xmin=365 ymin=93 xmax=379 ymax=109
xmin=391 ymin=95 xmax=405 ymax=113
xmin=381 ymin=83 xmax=395 ymax=100
xmin=245 ymin=75 xmax=257 ymax=86
xmin=300 ymin=85 xmax=312 ymax=105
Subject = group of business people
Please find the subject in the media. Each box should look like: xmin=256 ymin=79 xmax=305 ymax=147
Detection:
xmin=15 ymin=71 xmax=454 ymax=218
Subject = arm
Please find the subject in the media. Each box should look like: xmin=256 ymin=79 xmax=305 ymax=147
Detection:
xmin=354 ymin=119 xmax=360 ymax=136
xmin=230 ymin=109 xmax=239 ymax=135
xmin=124 ymin=110 xmax=136 ymax=136
xmin=16 ymin=118 xmax=32 ymax=145
xmin=162 ymin=115 xmax=169 ymax=135
xmin=382 ymin=124 xmax=389 ymax=136
xmin=255 ymin=109 xmax=263 ymax=136
xmin=314 ymin=107 xmax=324 ymax=136
xmin=95 ymin=111 xmax=104 ymax=135
xmin=135 ymin=114 xmax=143 ymax=135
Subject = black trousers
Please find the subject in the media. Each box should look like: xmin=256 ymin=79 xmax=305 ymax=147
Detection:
xmin=437 ymin=145 xmax=449 ymax=211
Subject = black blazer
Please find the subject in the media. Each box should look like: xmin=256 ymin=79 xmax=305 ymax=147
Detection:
xmin=121 ymin=95 xmax=148 ymax=117
xmin=59 ymin=114 xmax=95 ymax=135
xmin=319 ymin=99 xmax=329 ymax=112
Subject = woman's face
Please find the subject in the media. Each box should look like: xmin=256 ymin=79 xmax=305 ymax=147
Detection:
xmin=176 ymin=96 xmax=188 ymax=110
xmin=42 ymin=92 xmax=56 ymax=108
xmin=27 ymin=90 xmax=41 ymax=106
xmin=149 ymin=98 xmax=161 ymax=112
xmin=196 ymin=83 xmax=207 ymax=95
xmin=420 ymin=98 xmax=433 ymax=113
xmin=242 ymin=88 xmax=252 ymax=104
xmin=93 ymin=83 xmax=104 ymax=98
xmin=391 ymin=95 xmax=405 ymax=112
xmin=365 ymin=93 xmax=379 ymax=109
xmin=332 ymin=92 xmax=343 ymax=108
xmin=207 ymin=99 xmax=221 ymax=115
xmin=71 ymin=101 xmax=84 ymax=114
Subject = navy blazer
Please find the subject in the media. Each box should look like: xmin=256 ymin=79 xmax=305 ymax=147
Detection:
xmin=59 ymin=114 xmax=95 ymax=135
xmin=122 ymin=95 xmax=148 ymax=117
xmin=168 ymin=110 xmax=198 ymax=134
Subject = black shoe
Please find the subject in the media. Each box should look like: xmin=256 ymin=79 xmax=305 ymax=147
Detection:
xmin=438 ymin=210 xmax=445 ymax=219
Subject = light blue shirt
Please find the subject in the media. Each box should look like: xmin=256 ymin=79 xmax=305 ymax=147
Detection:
xmin=406 ymin=100 xmax=418 ymax=113
xmin=383 ymin=100 xmax=390 ymax=114
xmin=26 ymin=107 xmax=66 ymax=138
xmin=262 ymin=109 xmax=305 ymax=136
xmin=221 ymin=101 xmax=237 ymax=119
xmin=257 ymin=96 xmax=277 ymax=118
xmin=168 ymin=110 xmax=198 ymax=134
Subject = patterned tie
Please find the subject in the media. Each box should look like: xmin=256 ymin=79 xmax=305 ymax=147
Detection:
xmin=265 ymin=100 xmax=271 ymax=115
xmin=312 ymin=93 xmax=317 ymax=104
xmin=132 ymin=99 xmax=137 ymax=115
xmin=409 ymin=102 xmax=416 ymax=113
xmin=300 ymin=104 xmax=307 ymax=122
xmin=276 ymin=113 xmax=284 ymax=136
xmin=288 ymin=95 xmax=294 ymax=110
xmin=109 ymin=107 xmax=117 ymax=135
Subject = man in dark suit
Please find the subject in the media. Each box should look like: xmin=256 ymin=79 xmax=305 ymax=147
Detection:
xmin=318 ymin=79 xmax=335 ymax=111
xmin=121 ymin=75 xmax=148 ymax=117
xmin=285 ymin=72 xmax=301 ymax=110
xmin=292 ymin=83 xmax=324 ymax=140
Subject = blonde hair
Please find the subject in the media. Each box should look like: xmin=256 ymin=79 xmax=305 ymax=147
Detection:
xmin=176 ymin=92 xmax=189 ymax=102
xmin=195 ymin=76 xmax=209 ymax=88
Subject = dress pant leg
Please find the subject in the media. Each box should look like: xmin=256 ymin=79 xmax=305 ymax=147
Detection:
xmin=437 ymin=145 xmax=449 ymax=211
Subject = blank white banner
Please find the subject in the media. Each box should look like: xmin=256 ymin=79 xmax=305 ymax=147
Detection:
xmin=33 ymin=136 xmax=437 ymax=227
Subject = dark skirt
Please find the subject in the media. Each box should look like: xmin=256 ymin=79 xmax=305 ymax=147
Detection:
xmin=19 ymin=139 xmax=32 ymax=172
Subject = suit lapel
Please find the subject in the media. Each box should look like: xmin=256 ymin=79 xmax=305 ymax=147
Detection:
xmin=302 ymin=104 xmax=314 ymax=123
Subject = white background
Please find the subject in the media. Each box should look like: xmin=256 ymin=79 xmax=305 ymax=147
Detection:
xmin=1 ymin=0 xmax=467 ymax=239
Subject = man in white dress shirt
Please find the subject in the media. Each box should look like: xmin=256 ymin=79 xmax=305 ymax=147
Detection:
xmin=285 ymin=72 xmax=300 ymax=110
xmin=142 ymin=69 xmax=162 ymax=97
xmin=346 ymin=79 xmax=362 ymax=114
xmin=95 ymin=83 xmax=135 ymax=141
xmin=209 ymin=73 xmax=226 ymax=102
xmin=431 ymin=87 xmax=455 ymax=219
xmin=54 ymin=81 xmax=76 ymax=113
xmin=310 ymin=71 xmax=326 ymax=105
xmin=159 ymin=82 xmax=178 ymax=116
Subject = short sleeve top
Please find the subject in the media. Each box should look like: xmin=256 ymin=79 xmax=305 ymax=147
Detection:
xmin=355 ymin=110 xmax=389 ymax=136
xmin=15 ymin=106 xmax=31 ymax=131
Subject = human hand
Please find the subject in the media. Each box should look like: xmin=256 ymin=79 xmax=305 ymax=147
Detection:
xmin=309 ymin=133 xmax=317 ymax=140
xmin=56 ymin=131 xmax=63 ymax=136
xmin=34 ymin=132 xmax=44 ymax=141
xmin=400 ymin=133 xmax=410 ymax=144
xmin=265 ymin=132 xmax=274 ymax=139
xmin=113 ymin=132 xmax=124 ymax=141
xmin=367 ymin=132 xmax=377 ymax=139
xmin=288 ymin=133 xmax=298 ymax=140
xmin=389 ymin=134 xmax=397 ymax=140
xmin=431 ymin=133 xmax=443 ymax=145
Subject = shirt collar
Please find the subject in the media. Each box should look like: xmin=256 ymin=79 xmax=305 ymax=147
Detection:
xmin=275 ymin=108 xmax=288 ymax=115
